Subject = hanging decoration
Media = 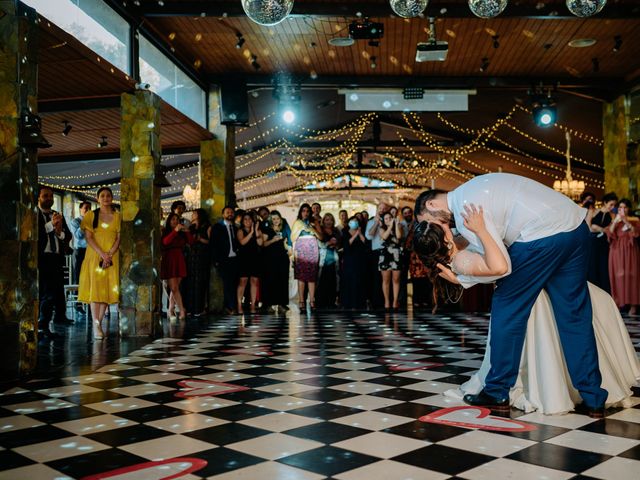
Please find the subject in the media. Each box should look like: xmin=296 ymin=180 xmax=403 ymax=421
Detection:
xmin=241 ymin=0 xmax=294 ymax=26
xmin=389 ymin=0 xmax=429 ymax=18
xmin=468 ymin=0 xmax=509 ymax=18
xmin=566 ymin=0 xmax=607 ymax=17
xmin=553 ymin=132 xmax=585 ymax=199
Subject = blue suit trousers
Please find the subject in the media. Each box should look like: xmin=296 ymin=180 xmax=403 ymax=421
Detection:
xmin=484 ymin=222 xmax=608 ymax=409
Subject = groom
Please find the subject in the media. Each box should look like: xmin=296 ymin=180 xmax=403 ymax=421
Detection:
xmin=415 ymin=173 xmax=608 ymax=417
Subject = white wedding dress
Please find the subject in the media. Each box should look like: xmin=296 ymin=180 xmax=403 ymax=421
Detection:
xmin=445 ymin=267 xmax=640 ymax=414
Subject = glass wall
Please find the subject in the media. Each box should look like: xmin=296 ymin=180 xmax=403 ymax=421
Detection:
xmin=139 ymin=36 xmax=206 ymax=128
xmin=22 ymin=0 xmax=130 ymax=74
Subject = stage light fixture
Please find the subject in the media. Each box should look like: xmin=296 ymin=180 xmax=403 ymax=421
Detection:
xmin=250 ymin=54 xmax=261 ymax=70
xmin=479 ymin=57 xmax=490 ymax=72
xmin=62 ymin=120 xmax=72 ymax=136
xmin=370 ymin=56 xmax=377 ymax=69
xmin=531 ymin=96 xmax=557 ymax=128
xmin=236 ymin=33 xmax=245 ymax=49
xmin=282 ymin=109 xmax=296 ymax=124
xmin=97 ymin=136 xmax=108 ymax=148
xmin=274 ymin=73 xmax=300 ymax=125
xmin=613 ymin=35 xmax=622 ymax=52
xmin=492 ymin=35 xmax=500 ymax=49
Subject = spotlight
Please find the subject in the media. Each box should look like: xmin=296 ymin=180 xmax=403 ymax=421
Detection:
xmin=282 ymin=109 xmax=295 ymax=124
xmin=97 ymin=136 xmax=108 ymax=148
xmin=235 ymin=33 xmax=245 ymax=49
xmin=613 ymin=35 xmax=622 ymax=52
xmin=492 ymin=35 xmax=500 ymax=49
xmin=479 ymin=57 xmax=490 ymax=72
xmin=370 ymin=55 xmax=377 ymax=69
xmin=250 ymin=54 xmax=261 ymax=71
xmin=592 ymin=57 xmax=599 ymax=72
xmin=62 ymin=120 xmax=72 ymax=136
xmin=531 ymin=96 xmax=557 ymax=128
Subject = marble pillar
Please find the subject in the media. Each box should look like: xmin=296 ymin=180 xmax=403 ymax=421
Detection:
xmin=0 ymin=1 xmax=39 ymax=379
xmin=603 ymin=95 xmax=630 ymax=198
xmin=119 ymin=91 xmax=162 ymax=336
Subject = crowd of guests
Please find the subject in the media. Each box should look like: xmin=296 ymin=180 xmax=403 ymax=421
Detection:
xmin=582 ymin=192 xmax=640 ymax=315
xmin=36 ymin=185 xmax=639 ymax=342
xmin=179 ymin=200 xmax=434 ymax=315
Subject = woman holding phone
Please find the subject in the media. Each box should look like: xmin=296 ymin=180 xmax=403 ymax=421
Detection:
xmin=608 ymin=199 xmax=640 ymax=315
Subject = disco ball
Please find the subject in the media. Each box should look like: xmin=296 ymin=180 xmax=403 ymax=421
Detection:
xmin=566 ymin=0 xmax=606 ymax=17
xmin=468 ymin=0 xmax=508 ymax=18
xmin=389 ymin=0 xmax=429 ymax=18
xmin=241 ymin=0 xmax=294 ymax=26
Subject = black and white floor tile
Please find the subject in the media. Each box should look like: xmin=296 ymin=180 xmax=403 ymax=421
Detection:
xmin=1 ymin=310 xmax=639 ymax=479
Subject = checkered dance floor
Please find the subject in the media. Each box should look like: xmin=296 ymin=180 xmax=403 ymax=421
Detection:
xmin=1 ymin=310 xmax=639 ymax=479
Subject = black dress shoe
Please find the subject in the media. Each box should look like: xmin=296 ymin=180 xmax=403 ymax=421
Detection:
xmin=574 ymin=403 xmax=605 ymax=419
xmin=53 ymin=317 xmax=75 ymax=325
xmin=39 ymin=330 xmax=65 ymax=340
xmin=463 ymin=389 xmax=510 ymax=411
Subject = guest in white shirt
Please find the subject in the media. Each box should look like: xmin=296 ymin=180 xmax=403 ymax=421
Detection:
xmin=366 ymin=203 xmax=389 ymax=309
xmin=415 ymin=173 xmax=608 ymax=416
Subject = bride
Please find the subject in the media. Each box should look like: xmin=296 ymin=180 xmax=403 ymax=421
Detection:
xmin=414 ymin=204 xmax=639 ymax=415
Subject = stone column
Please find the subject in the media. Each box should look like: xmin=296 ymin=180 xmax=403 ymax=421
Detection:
xmin=0 ymin=1 xmax=39 ymax=379
xmin=603 ymin=95 xmax=630 ymax=198
xmin=119 ymin=91 xmax=162 ymax=336
xmin=202 ymin=86 xmax=236 ymax=311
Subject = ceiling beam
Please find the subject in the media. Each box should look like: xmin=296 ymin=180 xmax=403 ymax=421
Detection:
xmin=38 ymin=96 xmax=122 ymax=113
xmin=133 ymin=1 xmax=640 ymax=19
xmin=38 ymin=146 xmax=200 ymax=164
xmin=231 ymin=74 xmax=622 ymax=94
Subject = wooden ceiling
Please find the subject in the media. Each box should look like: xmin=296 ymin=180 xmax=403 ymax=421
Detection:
xmin=32 ymin=0 xmax=640 ymax=203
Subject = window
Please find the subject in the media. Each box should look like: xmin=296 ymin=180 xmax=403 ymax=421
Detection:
xmin=139 ymin=35 xmax=206 ymax=127
xmin=22 ymin=0 xmax=130 ymax=74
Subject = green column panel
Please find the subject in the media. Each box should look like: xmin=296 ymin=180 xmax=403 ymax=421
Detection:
xmin=119 ymin=91 xmax=162 ymax=336
xmin=200 ymin=139 xmax=225 ymax=312
xmin=603 ymin=95 xmax=630 ymax=198
xmin=0 ymin=1 xmax=39 ymax=380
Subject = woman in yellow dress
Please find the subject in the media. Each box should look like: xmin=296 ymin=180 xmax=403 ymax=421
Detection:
xmin=78 ymin=187 xmax=121 ymax=340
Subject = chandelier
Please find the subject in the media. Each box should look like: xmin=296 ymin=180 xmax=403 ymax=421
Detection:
xmin=553 ymin=132 xmax=585 ymax=200
xmin=183 ymin=184 xmax=200 ymax=210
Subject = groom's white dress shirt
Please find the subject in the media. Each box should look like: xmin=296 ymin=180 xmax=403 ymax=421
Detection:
xmin=449 ymin=173 xmax=587 ymax=288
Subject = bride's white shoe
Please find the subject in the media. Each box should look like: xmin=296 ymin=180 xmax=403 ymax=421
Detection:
xmin=93 ymin=320 xmax=104 ymax=340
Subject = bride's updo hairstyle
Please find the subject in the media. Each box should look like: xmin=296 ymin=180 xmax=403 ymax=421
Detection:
xmin=413 ymin=221 xmax=464 ymax=313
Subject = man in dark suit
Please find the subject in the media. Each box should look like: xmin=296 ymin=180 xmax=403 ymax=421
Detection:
xmin=37 ymin=186 xmax=73 ymax=339
xmin=211 ymin=205 xmax=239 ymax=314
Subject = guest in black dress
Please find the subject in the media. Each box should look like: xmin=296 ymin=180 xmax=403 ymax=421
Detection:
xmin=341 ymin=216 xmax=368 ymax=310
xmin=236 ymin=212 xmax=263 ymax=313
xmin=185 ymin=208 xmax=212 ymax=316
xmin=261 ymin=210 xmax=291 ymax=311
xmin=587 ymin=192 xmax=618 ymax=293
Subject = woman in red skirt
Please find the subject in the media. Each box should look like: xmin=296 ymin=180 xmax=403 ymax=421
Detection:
xmin=161 ymin=213 xmax=194 ymax=320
